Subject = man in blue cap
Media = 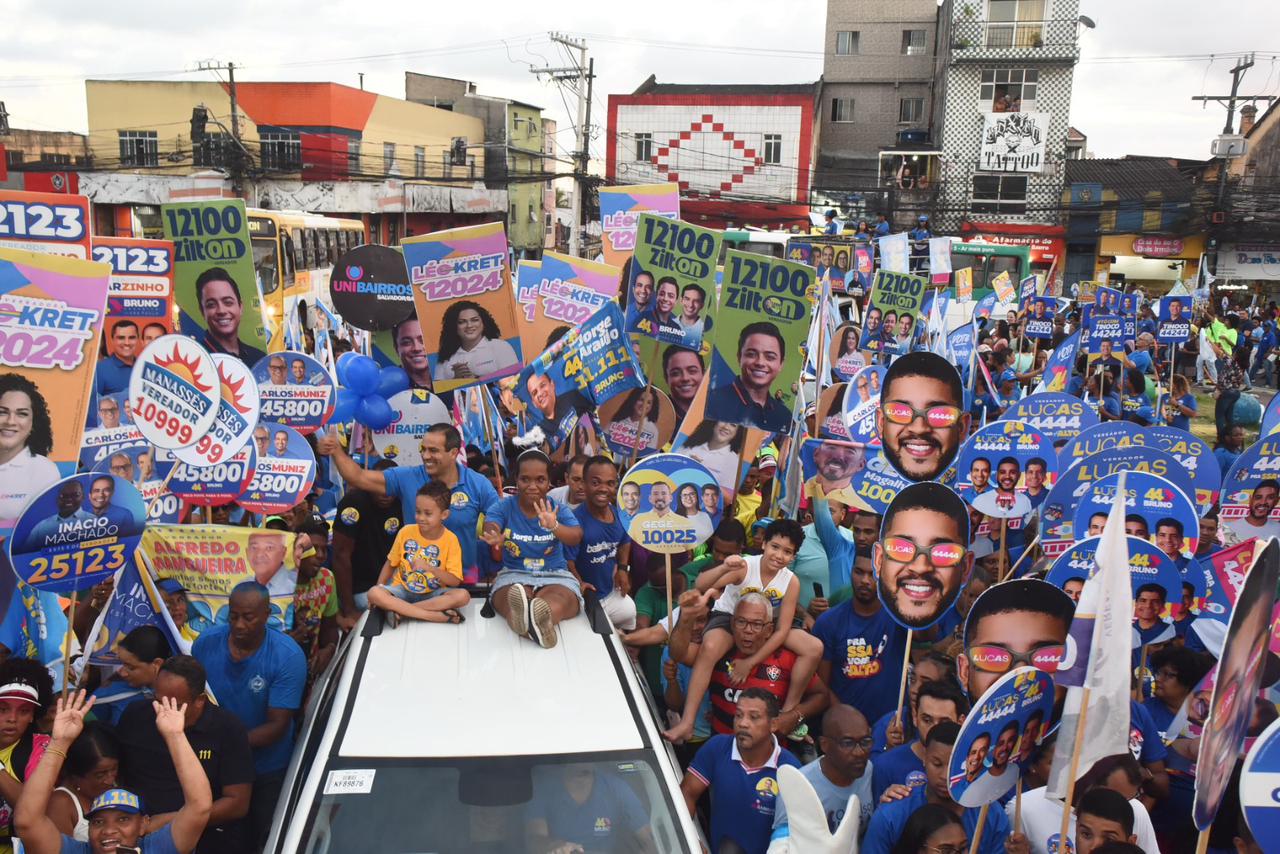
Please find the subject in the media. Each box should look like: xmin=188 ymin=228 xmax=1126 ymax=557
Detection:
xmin=823 ymin=209 xmax=839 ymax=235
xmin=17 ymin=690 xmax=212 ymax=854
xmin=908 ymin=215 xmax=931 ymax=272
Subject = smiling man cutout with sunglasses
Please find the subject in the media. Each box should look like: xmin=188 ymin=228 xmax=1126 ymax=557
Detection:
xmin=874 ymin=482 xmax=973 ymax=630
xmin=877 ymin=353 xmax=969 ymax=483
xmin=957 ymin=579 xmax=1076 ymax=703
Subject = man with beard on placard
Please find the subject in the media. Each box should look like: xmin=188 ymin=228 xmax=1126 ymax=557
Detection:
xmin=877 ymin=353 xmax=969 ymax=483
xmin=875 ymin=482 xmax=974 ymax=630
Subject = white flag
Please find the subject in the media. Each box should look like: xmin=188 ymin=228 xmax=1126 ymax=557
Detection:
xmin=928 ymin=237 xmax=953 ymax=276
xmin=878 ymin=232 xmax=910 ymax=273
xmin=1046 ymin=471 xmax=1133 ymax=799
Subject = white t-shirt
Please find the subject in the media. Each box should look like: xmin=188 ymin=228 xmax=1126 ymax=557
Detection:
xmin=957 ymin=766 xmax=1017 ymax=807
xmin=0 ymin=448 xmax=61 ymax=530
xmin=1008 ymin=785 xmax=1160 ymax=854
xmin=685 ymin=443 xmax=738 ymax=495
xmin=433 ymin=337 xmax=518 ymax=381
xmin=713 ymin=554 xmax=795 ymax=615
xmin=1222 ymin=515 xmax=1280 ymax=546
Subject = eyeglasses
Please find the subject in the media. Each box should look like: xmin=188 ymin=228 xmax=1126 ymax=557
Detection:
xmin=732 ymin=617 xmax=768 ymax=633
xmin=831 ymin=736 xmax=874 ymax=753
xmin=881 ymin=401 xmax=964 ymax=428
xmin=966 ymin=643 xmax=1065 ymax=674
xmin=880 ymin=537 xmax=968 ymax=568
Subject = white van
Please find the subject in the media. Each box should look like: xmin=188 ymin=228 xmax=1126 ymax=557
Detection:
xmin=266 ymin=592 xmax=703 ymax=853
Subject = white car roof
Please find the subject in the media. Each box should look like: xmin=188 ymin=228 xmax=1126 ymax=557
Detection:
xmin=338 ymin=597 xmax=647 ymax=758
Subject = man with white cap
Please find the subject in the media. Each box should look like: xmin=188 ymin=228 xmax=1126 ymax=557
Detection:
xmin=16 ymin=691 xmax=211 ymax=854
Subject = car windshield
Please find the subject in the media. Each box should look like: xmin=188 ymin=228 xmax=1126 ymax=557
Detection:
xmin=296 ymin=753 xmax=690 ymax=854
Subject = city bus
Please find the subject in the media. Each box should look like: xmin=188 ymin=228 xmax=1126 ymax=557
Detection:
xmin=248 ymin=210 xmax=365 ymax=351
xmin=949 ymin=240 xmax=1032 ymax=296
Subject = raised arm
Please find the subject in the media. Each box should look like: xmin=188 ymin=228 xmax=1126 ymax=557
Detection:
xmin=154 ymin=697 xmax=213 ymax=853
xmin=315 ymin=428 xmax=388 ymax=494
xmin=14 ymin=691 xmax=95 ymax=854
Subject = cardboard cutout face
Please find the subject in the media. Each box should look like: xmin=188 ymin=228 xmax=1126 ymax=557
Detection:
xmin=874 ymin=481 xmax=973 ymax=629
xmin=875 ymin=353 xmax=969 ymax=483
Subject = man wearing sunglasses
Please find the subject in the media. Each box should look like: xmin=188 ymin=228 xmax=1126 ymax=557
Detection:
xmin=874 ymin=482 xmax=973 ymax=630
xmin=877 ymin=353 xmax=969 ymax=483
xmin=957 ymin=579 xmax=1075 ymax=702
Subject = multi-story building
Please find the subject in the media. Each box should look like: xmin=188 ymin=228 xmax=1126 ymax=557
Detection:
xmin=541 ymin=117 xmax=559 ymax=251
xmin=605 ymin=76 xmax=819 ymax=229
xmin=935 ymin=0 xmax=1084 ymax=289
xmin=1213 ymin=101 xmax=1280 ymax=296
xmin=405 ymin=73 xmax=551 ymax=259
xmin=816 ymin=0 xmax=945 ymax=222
xmin=0 ymin=128 xmax=90 ymax=194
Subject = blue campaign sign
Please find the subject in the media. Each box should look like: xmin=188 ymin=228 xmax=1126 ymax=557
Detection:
xmin=847 ymin=449 xmax=914 ymax=515
xmin=1146 ymin=426 xmax=1220 ymax=516
xmin=948 ymin=667 xmax=1055 ymax=808
xmin=973 ymin=292 xmax=997 ymax=321
xmin=91 ymin=444 xmax=179 ymax=525
xmin=236 ymin=422 xmax=317 ymax=515
xmin=1157 ymin=296 xmax=1193 ymax=344
xmin=1241 ymin=715 xmax=1280 ymax=844
xmin=948 ymin=324 xmax=976 ymax=384
xmin=1003 ymin=392 xmax=1099 ymax=458
xmin=251 ymin=351 xmax=335 ymax=435
xmin=1073 ymin=471 xmax=1200 ymax=558
xmin=7 ymin=474 xmax=146 ymax=594
xmin=799 ymin=438 xmax=872 ymax=512
xmin=79 ymin=424 xmax=147 ymax=472
xmin=1059 ymin=421 xmax=1145 ymax=470
xmin=1262 ymin=392 xmax=1280 ymax=437
xmin=1086 ymin=314 xmax=1125 ymax=354
xmin=1022 ymin=296 xmax=1056 ymax=340
xmin=1046 ymin=535 xmax=1190 ymax=612
xmin=1040 ymin=445 xmax=1196 ymax=558
xmin=169 ymin=445 xmax=254 ymax=507
xmin=618 ymin=453 xmax=721 ymax=554
xmin=1039 ymin=330 xmax=1080 ymax=394
xmin=1220 ymin=436 xmax=1280 ymax=543
xmin=951 ymin=421 xmax=1058 ymax=520
xmin=842 ymin=365 xmax=885 ymax=444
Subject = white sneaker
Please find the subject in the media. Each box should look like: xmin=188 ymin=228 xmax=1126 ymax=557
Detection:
xmin=504 ymin=585 xmax=530 ymax=637
xmin=529 ymin=598 xmax=557 ymax=649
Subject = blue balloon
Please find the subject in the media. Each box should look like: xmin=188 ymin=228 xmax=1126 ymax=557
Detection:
xmin=336 ymin=351 xmax=361 ymax=385
xmin=356 ymin=394 xmax=395 ymax=430
xmin=343 ymin=355 xmax=381 ymax=397
xmin=330 ymin=388 xmax=360 ymax=424
xmin=376 ymin=365 xmax=411 ymax=399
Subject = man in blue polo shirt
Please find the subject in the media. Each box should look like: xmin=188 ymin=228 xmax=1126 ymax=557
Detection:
xmin=871 ymin=679 xmax=968 ymax=803
xmin=96 ymin=320 xmax=141 ymax=397
xmin=565 ymin=456 xmax=634 ymax=629
xmin=192 ymin=582 xmax=305 ymax=851
xmin=317 ymin=422 xmax=499 ymax=582
xmin=525 ymin=764 xmax=655 ymax=852
xmin=705 ymin=323 xmax=793 ymax=433
xmin=680 ymin=688 xmax=801 ymax=853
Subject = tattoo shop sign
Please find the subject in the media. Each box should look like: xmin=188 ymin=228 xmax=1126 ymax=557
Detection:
xmin=979 ymin=112 xmax=1050 ymax=173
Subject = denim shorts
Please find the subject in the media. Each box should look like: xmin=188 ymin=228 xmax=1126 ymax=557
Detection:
xmin=491 ymin=569 xmax=584 ymax=610
xmin=380 ymin=583 xmax=444 ymax=605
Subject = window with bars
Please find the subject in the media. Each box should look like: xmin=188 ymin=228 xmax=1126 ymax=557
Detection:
xmin=118 ymin=131 xmax=158 ymax=167
xmin=899 ymin=98 xmax=925 ymax=123
xmin=831 ymin=98 xmax=855 ymax=123
xmin=835 ymin=31 xmax=859 ymax=55
xmin=414 ymin=145 xmax=426 ymax=178
xmin=980 ymin=69 xmax=1039 ymax=112
xmin=260 ymin=131 xmax=301 ymax=171
xmin=383 ymin=142 xmax=397 ymax=175
xmin=971 ymin=174 xmax=1029 ymax=215
xmin=348 ymin=139 xmax=361 ymax=175
xmin=762 ymin=134 xmax=782 ymax=165
xmin=986 ymin=0 xmax=1046 ymax=48
xmin=194 ymin=132 xmax=232 ymax=168
xmin=634 ymin=133 xmax=653 ymax=162
xmin=901 ymin=29 xmax=927 ymax=55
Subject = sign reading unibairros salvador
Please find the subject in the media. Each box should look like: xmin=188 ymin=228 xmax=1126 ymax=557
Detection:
xmin=979 ymin=111 xmax=1050 ymax=173
xmin=128 ymin=334 xmax=219 ymax=450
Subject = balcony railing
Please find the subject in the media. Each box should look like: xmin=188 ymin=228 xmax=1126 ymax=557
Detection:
xmin=950 ymin=18 xmax=1081 ymax=62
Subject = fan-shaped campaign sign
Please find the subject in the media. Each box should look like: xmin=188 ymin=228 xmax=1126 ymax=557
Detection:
xmin=236 ymin=423 xmax=317 ymax=515
xmin=127 ymin=334 xmax=219 ymax=450
xmin=617 ymin=453 xmax=722 ymax=554
xmin=1073 ymin=471 xmax=1199 ymax=558
xmin=1002 ymin=392 xmax=1098 ymax=461
xmin=1262 ymin=392 xmax=1280 ymax=437
xmin=1046 ymin=535 xmax=1189 ymax=613
xmin=948 ymin=667 xmax=1055 ymax=808
xmin=1146 ymin=425 xmax=1220 ymax=516
xmin=842 ymin=365 xmax=885 ymax=444
xmin=1221 ymin=437 xmax=1280 ymax=545
xmin=173 ymin=354 xmax=260 ymax=469
xmin=369 ymin=389 xmax=452 ymax=468
xmin=952 ymin=421 xmax=1057 ymax=520
xmin=8 ymin=474 xmax=146 ymax=593
xmin=251 ymin=351 xmax=334 ymax=435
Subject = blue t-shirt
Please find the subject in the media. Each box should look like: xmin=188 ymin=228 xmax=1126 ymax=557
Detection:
xmin=1129 ymin=349 xmax=1154 ymax=375
xmin=1129 ymin=698 xmax=1168 ymax=764
xmin=1122 ymin=393 xmax=1154 ymax=425
xmin=688 ymin=734 xmax=801 ymax=854
xmin=525 ymin=769 xmax=647 ymax=848
xmin=1157 ymin=393 xmax=1196 ymax=431
xmin=871 ymin=708 xmax=916 ymax=756
xmin=861 ymin=786 xmax=1009 ymax=854
xmin=192 ymin=624 xmax=306 ymax=774
xmin=487 ymin=495 xmax=579 ymax=575
xmin=61 ymin=825 xmax=178 ymax=854
xmin=1215 ymin=446 xmax=1242 ymax=478
xmin=382 ymin=462 xmax=499 ymax=575
xmin=94 ymin=354 xmax=135 ymax=397
xmin=566 ymin=504 xmax=628 ymax=594
xmin=812 ymin=602 xmax=909 ymax=723
xmin=870 ymin=743 xmax=926 ymax=803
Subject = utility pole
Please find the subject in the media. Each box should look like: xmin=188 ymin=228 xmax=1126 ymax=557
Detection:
xmin=197 ymin=60 xmax=247 ymax=196
xmin=531 ymin=33 xmax=592 ymax=257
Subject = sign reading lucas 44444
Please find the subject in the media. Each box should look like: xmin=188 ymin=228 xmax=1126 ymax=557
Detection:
xmin=979 ymin=111 xmax=1050 ymax=173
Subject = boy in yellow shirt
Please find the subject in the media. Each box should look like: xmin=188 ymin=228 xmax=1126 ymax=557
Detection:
xmin=368 ymin=481 xmax=469 ymax=627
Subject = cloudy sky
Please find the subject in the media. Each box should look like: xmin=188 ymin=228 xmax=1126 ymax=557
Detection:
xmin=4 ymin=0 xmax=1277 ymax=166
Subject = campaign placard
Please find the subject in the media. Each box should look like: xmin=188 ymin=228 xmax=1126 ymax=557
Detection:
xmin=858 ymin=269 xmax=927 ymax=356
xmin=251 ymin=351 xmax=333 ymax=435
xmin=1157 ymin=295 xmax=1192 ymax=344
xmin=843 ymin=449 xmax=914 ymax=515
xmin=329 ymin=243 xmax=412 ymax=331
xmin=0 ymin=248 xmax=111 ymax=534
xmin=877 ymin=481 xmax=972 ymax=629
xmin=1086 ymin=314 xmax=1125 ymax=354
xmin=162 ymin=199 xmax=266 ymax=367
xmin=1046 ymin=535 xmax=1188 ymax=612
xmin=1147 ymin=425 xmax=1220 ymax=516
xmin=0 ymin=190 xmax=91 ymax=259
xmin=1220 ymin=437 xmax=1280 ymax=544
xmin=1059 ymin=421 xmax=1145 ymax=470
xmin=949 ymin=667 xmax=1055 ymax=808
xmin=597 ymin=386 xmax=677 ymax=459
xmin=91 ymin=443 xmax=180 ymax=525
xmin=990 ymin=270 xmax=1015 ymax=303
xmin=617 ymin=453 xmax=721 ymax=554
xmin=790 ymin=237 xmax=861 ymax=295
xmin=816 ymin=383 xmax=852 ymax=441
xmin=841 ymin=365 xmax=885 ymax=445
xmin=173 ymin=354 xmax=259 ymax=470
xmin=1038 ymin=330 xmax=1079 ymax=393
xmin=1022 ymin=295 xmax=1055 ymax=340
xmin=369 ymin=388 xmax=452 ymax=468
xmin=1241 ymin=715 xmax=1280 ymax=843
xmin=955 ymin=266 xmax=974 ymax=303
xmin=799 ymin=438 xmax=871 ymax=511
xmin=1073 ymin=470 xmax=1199 ymax=558
xmin=515 ymin=251 xmax=620 ymax=366
xmin=625 ymin=214 xmax=722 ymax=350
xmin=403 ymin=221 xmax=523 ymax=392
xmin=670 ymin=380 xmax=769 ymax=505
xmin=1040 ymin=445 xmax=1196 ymax=557
xmin=84 ymin=555 xmax=187 ymax=668
xmin=515 ymin=301 xmax=646 ymax=453
xmin=704 ymin=250 xmax=812 ymax=433
xmin=1003 ymin=393 xmax=1099 ymax=459
xmin=141 ymin=524 xmax=299 ymax=631
xmin=952 ymin=421 xmax=1058 ymax=520
xmin=8 ymin=474 xmax=145 ymax=593
xmin=1261 ymin=393 xmax=1280 ymax=437
xmin=1017 ymin=274 xmax=1040 ymax=309
xmin=169 ymin=445 xmax=255 ymax=507
xmin=830 ymin=323 xmax=866 ymax=382
xmin=91 ymin=236 xmax=175 ymax=399
xmin=127 ymin=334 xmax=219 ymax=450
xmin=1194 ymin=539 xmax=1280 ymax=830
xmin=598 ymin=183 xmax=679 ymax=268
xmin=236 ymin=422 xmax=317 ymax=515
xmin=79 ymin=424 xmax=145 ymax=471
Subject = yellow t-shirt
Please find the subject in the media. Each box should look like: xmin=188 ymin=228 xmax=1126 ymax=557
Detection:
xmin=386 ymin=525 xmax=463 ymax=594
